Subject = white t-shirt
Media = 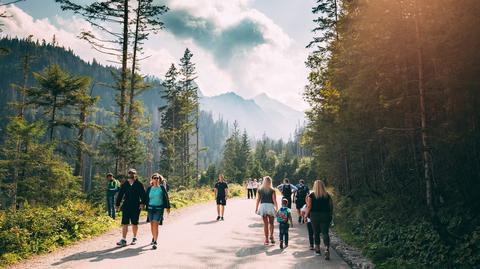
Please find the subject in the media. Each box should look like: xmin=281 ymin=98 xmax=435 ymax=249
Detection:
xmin=247 ymin=181 xmax=254 ymax=189
xmin=301 ymin=204 xmax=311 ymax=223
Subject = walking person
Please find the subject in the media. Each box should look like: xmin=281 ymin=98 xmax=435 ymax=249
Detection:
xmin=305 ymin=180 xmax=333 ymax=259
xmin=301 ymin=204 xmax=314 ymax=250
xmin=253 ymin=178 xmax=259 ymax=198
xmin=276 ymin=198 xmax=293 ymax=249
xmin=277 ymin=178 xmax=298 ymax=209
xmin=162 ymin=177 xmax=170 ymax=192
xmin=247 ymin=179 xmax=254 ymax=199
xmin=214 ymin=174 xmax=228 ymax=221
xmin=146 ymin=173 xmax=170 ymax=250
xmin=106 ymin=172 xmax=120 ymax=219
xmin=293 ymin=179 xmax=310 ymax=223
xmin=115 ymin=168 xmax=146 ymax=247
xmin=255 ymin=176 xmax=278 ymax=245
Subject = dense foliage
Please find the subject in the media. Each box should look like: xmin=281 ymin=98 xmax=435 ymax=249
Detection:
xmin=306 ymin=0 xmax=480 ymax=267
xmin=0 ymin=201 xmax=114 ymax=266
xmin=217 ymin=122 xmax=313 ymax=186
xmin=0 ymin=38 xmax=231 ymax=204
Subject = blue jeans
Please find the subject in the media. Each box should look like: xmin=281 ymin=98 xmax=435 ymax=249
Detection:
xmin=279 ymin=223 xmax=289 ymax=245
xmin=107 ymin=195 xmax=115 ymax=219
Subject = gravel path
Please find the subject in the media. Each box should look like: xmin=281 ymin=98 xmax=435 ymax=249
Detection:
xmin=7 ymin=198 xmax=350 ymax=269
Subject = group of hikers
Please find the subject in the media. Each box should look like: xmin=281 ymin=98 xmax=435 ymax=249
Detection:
xmin=106 ymin=170 xmax=333 ymax=260
xmin=105 ymin=169 xmax=171 ymax=250
xmin=252 ymin=177 xmax=333 ymax=259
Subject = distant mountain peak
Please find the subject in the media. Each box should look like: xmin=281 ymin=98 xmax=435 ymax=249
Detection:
xmin=200 ymin=91 xmax=305 ymax=140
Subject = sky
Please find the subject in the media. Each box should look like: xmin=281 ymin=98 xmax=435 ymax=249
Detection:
xmin=1 ymin=0 xmax=316 ymax=110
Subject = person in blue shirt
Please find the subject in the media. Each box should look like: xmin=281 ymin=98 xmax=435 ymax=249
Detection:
xmin=276 ymin=198 xmax=293 ymax=249
xmin=145 ymin=173 xmax=171 ymax=249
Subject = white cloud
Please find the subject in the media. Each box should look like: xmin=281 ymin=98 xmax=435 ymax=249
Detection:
xmin=163 ymin=0 xmax=309 ymax=110
xmin=1 ymin=2 xmax=310 ymax=110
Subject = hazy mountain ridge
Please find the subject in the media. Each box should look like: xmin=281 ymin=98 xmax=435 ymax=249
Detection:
xmin=200 ymin=92 xmax=305 ymax=140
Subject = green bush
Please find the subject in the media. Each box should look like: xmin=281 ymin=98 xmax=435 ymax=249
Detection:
xmin=334 ymin=195 xmax=480 ymax=268
xmin=0 ymin=185 xmax=246 ymax=267
xmin=0 ymin=201 xmax=114 ymax=267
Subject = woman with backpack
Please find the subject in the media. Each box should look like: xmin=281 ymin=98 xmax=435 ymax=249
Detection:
xmin=255 ymin=176 xmax=278 ymax=245
xmin=145 ymin=173 xmax=171 ymax=250
xmin=305 ymin=180 xmax=333 ymax=259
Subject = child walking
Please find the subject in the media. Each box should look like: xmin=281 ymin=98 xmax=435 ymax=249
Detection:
xmin=301 ymin=204 xmax=314 ymax=250
xmin=276 ymin=198 xmax=293 ymax=249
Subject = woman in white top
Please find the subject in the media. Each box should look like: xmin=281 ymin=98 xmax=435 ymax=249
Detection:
xmin=253 ymin=178 xmax=259 ymax=198
xmin=247 ymin=179 xmax=254 ymax=199
xmin=255 ymin=176 xmax=278 ymax=245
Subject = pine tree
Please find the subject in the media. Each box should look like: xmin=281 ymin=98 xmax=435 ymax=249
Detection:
xmin=0 ymin=118 xmax=81 ymax=209
xmin=159 ymin=64 xmax=180 ymax=180
xmin=177 ymin=48 xmax=198 ymax=186
xmin=27 ymin=64 xmax=91 ymax=141
xmin=222 ymin=121 xmax=240 ymax=182
xmin=127 ymin=0 xmax=168 ymax=124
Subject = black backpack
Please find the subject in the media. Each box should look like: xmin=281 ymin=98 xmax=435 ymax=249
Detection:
xmin=282 ymin=184 xmax=292 ymax=197
xmin=296 ymin=185 xmax=308 ymax=200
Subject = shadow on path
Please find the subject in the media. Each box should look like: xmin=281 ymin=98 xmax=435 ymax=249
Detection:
xmin=51 ymin=245 xmax=149 ymax=265
xmin=195 ymin=220 xmax=218 ymax=225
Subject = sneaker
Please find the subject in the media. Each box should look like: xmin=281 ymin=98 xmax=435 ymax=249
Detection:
xmin=325 ymin=250 xmax=330 ymax=260
xmin=280 ymin=241 xmax=284 ymax=249
xmin=116 ymin=239 xmax=127 ymax=247
xmin=309 ymin=245 xmax=314 ymax=250
xmin=315 ymin=250 xmax=321 ymax=256
xmin=221 ymin=217 xmax=224 ymax=221
xmin=150 ymin=238 xmax=154 ymax=245
xmin=131 ymin=237 xmax=137 ymax=245
xmin=216 ymin=216 xmax=221 ymax=221
xmin=152 ymin=242 xmax=157 ymax=250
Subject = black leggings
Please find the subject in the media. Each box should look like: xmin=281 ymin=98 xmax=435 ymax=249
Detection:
xmin=247 ymin=189 xmax=254 ymax=199
xmin=307 ymin=222 xmax=314 ymax=246
xmin=253 ymin=188 xmax=257 ymax=197
xmin=310 ymin=212 xmax=331 ymax=247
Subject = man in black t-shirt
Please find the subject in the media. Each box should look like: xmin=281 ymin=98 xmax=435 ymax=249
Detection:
xmin=214 ymin=174 xmax=228 ymax=221
xmin=115 ymin=168 xmax=146 ymax=247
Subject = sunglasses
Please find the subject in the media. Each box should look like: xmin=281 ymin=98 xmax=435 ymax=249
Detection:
xmin=152 ymin=177 xmax=159 ymax=179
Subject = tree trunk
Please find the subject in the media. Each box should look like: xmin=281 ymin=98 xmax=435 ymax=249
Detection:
xmin=128 ymin=0 xmax=142 ymax=124
xmin=74 ymin=105 xmax=86 ymax=181
xmin=50 ymin=95 xmax=57 ymax=141
xmin=196 ymin=104 xmax=199 ymax=181
xmin=414 ymin=2 xmax=435 ymax=218
xmin=119 ymin=0 xmax=129 ymax=123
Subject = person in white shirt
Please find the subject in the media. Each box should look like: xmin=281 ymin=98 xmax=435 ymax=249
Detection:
xmin=253 ymin=178 xmax=259 ymax=198
xmin=247 ymin=179 xmax=254 ymax=199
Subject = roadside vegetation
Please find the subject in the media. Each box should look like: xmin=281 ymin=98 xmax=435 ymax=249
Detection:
xmin=0 ymin=184 xmax=245 ymax=267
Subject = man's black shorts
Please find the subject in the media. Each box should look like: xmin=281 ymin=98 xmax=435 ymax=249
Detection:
xmin=216 ymin=196 xmax=227 ymax=206
xmin=296 ymin=199 xmax=306 ymax=210
xmin=121 ymin=209 xmax=141 ymax=225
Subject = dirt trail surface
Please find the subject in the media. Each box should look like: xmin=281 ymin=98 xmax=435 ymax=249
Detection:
xmin=8 ymin=198 xmax=350 ymax=269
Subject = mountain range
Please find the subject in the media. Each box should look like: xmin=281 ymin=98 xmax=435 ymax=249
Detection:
xmin=0 ymin=37 xmax=304 ymax=141
xmin=201 ymin=92 xmax=305 ymax=140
